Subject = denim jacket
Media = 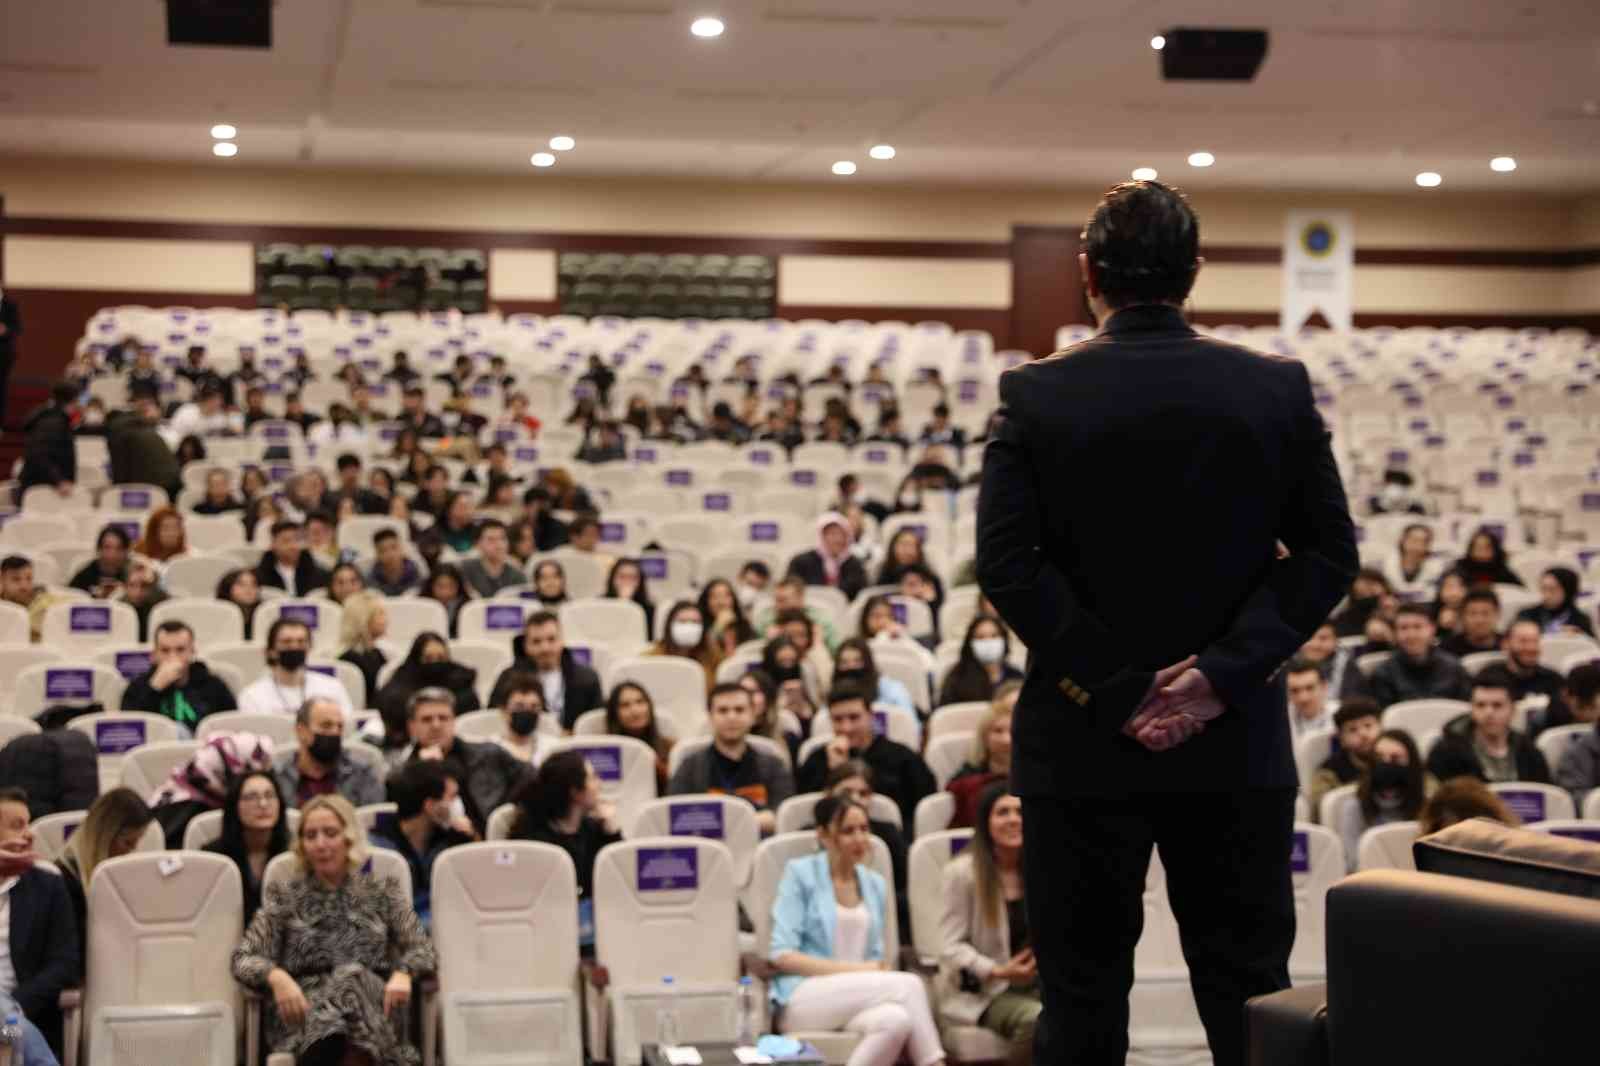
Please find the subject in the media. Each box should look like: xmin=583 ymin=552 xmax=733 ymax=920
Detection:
xmin=768 ymin=851 xmax=889 ymax=1007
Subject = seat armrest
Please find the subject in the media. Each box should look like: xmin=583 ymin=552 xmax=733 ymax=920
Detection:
xmin=242 ymin=986 xmax=263 ymax=1066
xmin=1246 ymin=984 xmax=1327 ymax=1066
xmin=419 ymin=976 xmax=440 ymax=1066
xmin=59 ymin=987 xmax=82 ymax=1066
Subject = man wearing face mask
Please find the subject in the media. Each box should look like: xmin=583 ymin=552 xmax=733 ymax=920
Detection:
xmin=122 ymin=621 xmax=237 ymax=729
xmin=368 ymin=760 xmax=476 ymax=929
xmin=494 ymin=674 xmax=547 ymax=763
xmin=402 ymin=688 xmax=532 ymax=836
xmin=237 ymin=619 xmax=355 ymax=720
xmin=271 ymin=697 xmax=384 ymax=808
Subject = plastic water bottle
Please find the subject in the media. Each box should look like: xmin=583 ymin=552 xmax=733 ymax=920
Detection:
xmin=0 ymin=1009 xmax=19 ymax=1066
xmin=657 ymin=975 xmax=679 ymax=1050
xmin=736 ymin=975 xmax=757 ymax=1046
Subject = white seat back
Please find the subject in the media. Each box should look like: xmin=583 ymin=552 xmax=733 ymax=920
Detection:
xmin=66 ymin=714 xmax=184 ymax=791
xmin=1295 ymin=729 xmax=1338 ymax=801
xmin=195 ymin=711 xmax=297 ymax=747
xmin=1356 ymin=821 xmax=1420 ymax=872
xmin=84 ymin=852 xmax=241 ymax=1066
xmin=540 ymin=736 xmax=659 ymax=826
xmin=147 ymin=599 xmax=247 ymax=649
xmin=606 ymin=657 xmax=709 ymax=736
xmin=913 ymin=792 xmax=956 ymax=840
xmin=253 ymin=599 xmax=344 ymax=652
xmin=0 ymin=715 xmax=42 ymax=747
xmin=0 ymin=601 xmax=33 ymax=644
xmin=457 ymin=599 xmax=537 ymax=645
xmin=431 ymin=842 xmax=584 ymax=1066
xmin=924 ymin=733 xmax=972 ymax=788
xmin=382 ymin=597 xmax=453 ymax=648
xmin=32 ymin=811 xmax=164 ymax=863
xmin=559 ymin=599 xmax=650 ymax=651
xmin=485 ymin=802 xmax=518 ymax=841
xmin=14 ymin=662 xmax=127 ymax=721
xmin=624 ymin=794 xmax=761 ymax=887
xmin=925 ymin=701 xmax=989 ymax=740
xmin=1535 ymin=724 xmax=1591 ymax=778
xmin=1381 ymin=699 xmax=1469 ymax=741
xmin=1526 ymin=819 xmax=1600 ymax=845
xmin=907 ymin=829 xmax=974 ymax=966
xmin=164 ymin=555 xmax=245 ymax=599
xmin=1288 ymin=824 xmax=1344 ymax=980
xmin=40 ymin=600 xmax=141 ymax=650
xmin=748 ymin=831 xmax=899 ymax=966
xmin=1489 ymin=781 xmax=1577 ymax=823
xmin=182 ymin=807 xmax=302 ymax=851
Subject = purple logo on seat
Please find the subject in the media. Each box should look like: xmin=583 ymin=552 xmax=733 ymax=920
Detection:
xmin=263 ymin=424 xmax=289 ymax=440
xmin=69 ymin=606 xmax=111 ymax=634
xmin=790 ymin=470 xmax=817 ymax=487
xmin=951 ymin=836 xmax=970 ymax=856
xmin=637 ymin=846 xmax=698 ymax=891
xmin=485 ymin=605 xmax=525 ymax=630
xmin=703 ymin=493 xmax=731 ymax=512
xmin=1290 ymin=832 xmax=1310 ymax=874
xmin=864 ymin=449 xmax=889 ymax=464
xmin=635 ymin=447 xmax=658 ymax=463
xmin=95 ymin=719 xmax=146 ymax=754
xmin=115 ymin=521 xmax=141 ymax=542
xmin=750 ymin=450 xmax=773 ymax=466
xmin=114 ymin=651 xmax=152 ymax=679
xmin=872 ymin=710 xmax=889 ymax=736
xmin=599 ymin=522 xmax=626 ymax=543
xmin=1496 ymin=790 xmax=1545 ymax=824
xmin=495 ymin=428 xmax=518 ymax=443
xmin=120 ymin=489 xmax=152 ymax=509
xmin=1386 ymin=449 xmax=1409 ymax=466
xmin=46 ymin=669 xmax=95 ymax=701
xmin=1423 ymin=434 xmax=1446 ymax=449
xmin=279 ymin=604 xmax=320 ymax=629
xmin=750 ymin=522 xmax=779 ymax=543
xmin=306 ymin=664 xmax=336 ymax=677
xmin=957 ymin=381 xmax=980 ymax=403
xmin=1476 ymin=471 xmax=1500 ymax=487
xmin=669 ymin=801 xmax=725 ymax=840
xmin=890 ymin=601 xmax=909 ymax=625
xmin=1513 ymin=452 xmax=1535 ymax=467
xmin=568 ymin=646 xmax=593 ymax=667
xmin=1506 ymin=418 xmax=1526 ymax=433
xmin=640 ymin=557 xmax=668 ymax=580
xmin=583 ymin=745 xmax=623 ymax=782
xmin=666 ymin=469 xmax=692 ymax=487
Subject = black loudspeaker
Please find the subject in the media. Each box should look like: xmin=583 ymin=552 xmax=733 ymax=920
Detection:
xmin=1159 ymin=28 xmax=1268 ymax=81
xmin=167 ymin=0 xmax=272 ymax=49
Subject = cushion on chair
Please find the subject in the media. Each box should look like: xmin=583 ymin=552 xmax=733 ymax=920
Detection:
xmin=1413 ymin=817 xmax=1600 ymax=901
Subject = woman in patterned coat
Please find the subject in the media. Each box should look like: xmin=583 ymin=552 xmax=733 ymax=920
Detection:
xmin=232 ymin=794 xmax=436 ymax=1066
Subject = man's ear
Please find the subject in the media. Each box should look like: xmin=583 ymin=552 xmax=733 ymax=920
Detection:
xmin=1077 ymin=252 xmax=1099 ymax=300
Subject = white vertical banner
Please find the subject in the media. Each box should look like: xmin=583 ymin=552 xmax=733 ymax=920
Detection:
xmin=1281 ymin=210 xmax=1354 ymax=332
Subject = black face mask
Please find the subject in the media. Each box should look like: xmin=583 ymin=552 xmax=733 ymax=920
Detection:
xmin=508 ymin=709 xmax=539 ymax=737
xmin=1369 ymin=762 xmax=1410 ymax=793
xmin=771 ymin=663 xmax=801 ymax=684
xmin=308 ymin=733 xmax=342 ymax=766
xmin=275 ymin=648 xmax=307 ymax=671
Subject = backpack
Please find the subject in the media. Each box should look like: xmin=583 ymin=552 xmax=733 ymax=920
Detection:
xmin=0 ymin=730 xmax=100 ymax=818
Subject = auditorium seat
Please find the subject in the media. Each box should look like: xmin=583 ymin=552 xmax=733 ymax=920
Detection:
xmin=1355 ymin=822 xmax=1420 ymax=872
xmin=252 ymin=598 xmax=343 ymax=652
xmin=1381 ymin=698 xmax=1470 ymax=741
xmin=183 ymin=806 xmax=302 ymax=851
xmin=913 ymin=792 xmax=956 ymax=840
xmin=17 ymin=662 xmax=127 ymax=721
xmin=1489 ymin=781 xmax=1576 ymax=824
xmin=31 ymin=811 xmax=163 ymax=863
xmin=775 ymin=792 xmax=901 ymax=836
xmin=541 ymin=736 xmax=659 ymax=824
xmin=625 ymin=794 xmax=761 ymax=887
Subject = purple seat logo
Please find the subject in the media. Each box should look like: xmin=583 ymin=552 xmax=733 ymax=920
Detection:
xmin=669 ymin=802 xmax=725 ymax=839
xmin=46 ymin=669 xmax=95 ymax=701
xmin=641 ymin=557 xmax=668 ymax=580
xmin=514 ymin=447 xmax=540 ymax=462
xmin=791 ymin=470 xmax=816 ymax=487
xmin=120 ymin=490 xmax=152 ymax=509
xmin=69 ymin=606 xmax=112 ymax=634
xmin=583 ymin=745 xmax=624 ymax=782
xmin=95 ymin=719 xmax=147 ymax=755
xmin=599 ymin=522 xmax=626 ymax=543
xmin=637 ymin=846 xmax=699 ymax=891
xmin=114 ymin=651 xmax=152 ymax=679
xmin=279 ymin=604 xmax=320 ymax=628
xmin=704 ymin=493 xmax=731 ymax=512
xmin=485 ymin=605 xmax=525 ymax=630
xmin=750 ymin=522 xmax=779 ymax=543
xmin=1290 ymin=831 xmax=1310 ymax=874
xmin=1496 ymin=790 xmax=1546 ymax=824
xmin=666 ymin=469 xmax=692 ymax=487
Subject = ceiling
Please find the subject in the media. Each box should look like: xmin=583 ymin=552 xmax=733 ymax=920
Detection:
xmin=1 ymin=0 xmax=1598 ymax=192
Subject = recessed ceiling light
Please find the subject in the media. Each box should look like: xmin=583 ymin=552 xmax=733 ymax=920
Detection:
xmin=531 ymin=152 xmax=556 ymax=168
xmin=1415 ymin=171 xmax=1442 ymax=187
xmin=1187 ymin=151 xmax=1214 ymax=167
xmin=869 ymin=145 xmax=896 ymax=160
xmin=1490 ymin=156 xmax=1517 ymax=173
xmin=691 ymin=16 xmax=724 ymax=38
xmin=549 ymin=136 xmax=576 ymax=152
xmin=1151 ymin=35 xmax=1166 ymax=50
xmin=1132 ymin=166 xmax=1158 ymax=181
xmin=831 ymin=160 xmax=857 ymax=176
xmin=212 ymin=142 xmax=238 ymax=158
xmin=210 ymin=123 xmax=236 ymax=140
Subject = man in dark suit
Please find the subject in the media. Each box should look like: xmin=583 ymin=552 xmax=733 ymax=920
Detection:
xmin=253 ymin=519 xmax=331 ymax=596
xmin=0 ymin=786 xmax=81 ymax=1056
xmin=977 ymin=181 xmax=1357 ymax=1066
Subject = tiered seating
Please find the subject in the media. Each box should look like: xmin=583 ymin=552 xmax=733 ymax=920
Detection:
xmin=256 ymin=244 xmax=486 ymax=313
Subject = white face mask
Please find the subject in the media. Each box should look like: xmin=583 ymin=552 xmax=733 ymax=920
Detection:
xmin=971 ymin=637 xmax=1006 ymax=665
xmin=670 ymin=621 xmax=704 ymax=648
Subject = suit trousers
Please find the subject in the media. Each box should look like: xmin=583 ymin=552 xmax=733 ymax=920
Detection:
xmin=1022 ymin=788 xmax=1297 ymax=1066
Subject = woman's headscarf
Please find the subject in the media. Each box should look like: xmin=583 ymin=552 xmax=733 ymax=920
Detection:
xmin=814 ymin=511 xmax=853 ymax=585
xmin=150 ymin=732 xmax=276 ymax=809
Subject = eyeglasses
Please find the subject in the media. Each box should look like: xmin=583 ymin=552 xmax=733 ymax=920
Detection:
xmin=240 ymin=792 xmax=278 ymax=806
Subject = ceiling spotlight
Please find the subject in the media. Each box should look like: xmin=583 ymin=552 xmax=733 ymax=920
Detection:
xmin=549 ymin=136 xmax=576 ymax=152
xmin=691 ymin=16 xmax=725 ymax=38
xmin=1187 ymin=151 xmax=1214 ymax=167
xmin=831 ymin=160 xmax=857 ymax=176
xmin=531 ymin=152 xmax=556 ymax=168
xmin=212 ymin=141 xmax=238 ymax=157
xmin=1490 ymin=156 xmax=1517 ymax=173
xmin=210 ymin=123 xmax=237 ymax=140
xmin=869 ymin=145 xmax=896 ymax=160
xmin=1151 ymin=35 xmax=1166 ymax=50
xmin=1415 ymin=171 xmax=1442 ymax=187
xmin=1132 ymin=166 xmax=1158 ymax=181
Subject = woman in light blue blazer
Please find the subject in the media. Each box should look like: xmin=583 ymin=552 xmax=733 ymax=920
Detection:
xmin=768 ymin=795 xmax=947 ymax=1066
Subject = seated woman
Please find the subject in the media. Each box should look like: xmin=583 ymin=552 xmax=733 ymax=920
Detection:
xmin=1517 ymin=566 xmax=1596 ymax=637
xmin=1338 ymin=729 xmax=1437 ymax=869
xmin=605 ymin=558 xmax=656 ymax=635
xmin=133 ymin=506 xmax=189 ymax=562
xmin=937 ymin=617 xmax=1023 ymax=708
xmin=58 ymin=788 xmax=155 ymax=935
xmin=69 ymin=524 xmax=132 ymax=596
xmin=946 ymin=683 xmax=1018 ymax=829
xmin=203 ymin=770 xmax=291 ymax=925
xmin=823 ymin=761 xmax=909 ymax=932
xmin=193 ymin=468 xmax=245 ymax=515
xmin=606 ymin=681 xmax=674 ymax=793
xmin=233 ymin=794 xmax=435 ymax=1066
xmin=647 ymin=601 xmax=722 ymax=692
xmin=939 ymin=784 xmax=1039 ymax=1066
xmin=1452 ymin=527 xmax=1523 ymax=588
xmin=339 ymin=591 xmax=390 ymax=707
xmin=420 ymin=565 xmax=471 ymax=639
xmin=1417 ymin=776 xmax=1521 ymax=836
xmin=876 ymin=530 xmax=945 ymax=616
xmin=769 ymin=794 xmax=947 ymax=1066
xmin=327 ymin=563 xmax=368 ymax=606
xmin=217 ymin=567 xmax=263 ymax=641
xmin=834 ymin=638 xmax=915 ymax=715
xmin=862 ymin=594 xmax=938 ymax=659
xmin=738 ymin=668 xmax=792 ymax=747
xmin=761 ymin=636 xmax=819 ymax=738
xmin=698 ymin=578 xmax=757 ymax=658
xmin=375 ymin=632 xmax=481 ymax=751
xmin=508 ymin=750 xmax=621 ymax=954
xmin=530 ymin=560 xmax=569 ymax=607
xmin=437 ymin=492 xmax=479 ymax=554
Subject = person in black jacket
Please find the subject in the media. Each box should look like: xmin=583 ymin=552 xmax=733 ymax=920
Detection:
xmin=1426 ymin=666 xmax=1552 ymax=785
xmin=785 ymin=512 xmax=868 ymax=602
xmin=0 ymin=289 xmax=21 ymax=430
xmin=974 ymin=181 xmax=1358 ymax=1066
xmin=15 ymin=379 xmax=77 ymax=504
xmin=69 ymin=523 xmax=132 ymax=596
xmin=795 ymin=680 xmax=935 ymax=831
xmin=120 ymin=621 xmax=237 ymax=729
xmin=0 ymin=786 xmax=80 ymax=1055
xmin=0 ymin=733 xmax=98 ymax=820
xmin=252 ymin=519 xmax=331 ymax=596
xmin=489 ymin=610 xmax=604 ymax=728
xmin=375 ymin=632 xmax=481 ymax=749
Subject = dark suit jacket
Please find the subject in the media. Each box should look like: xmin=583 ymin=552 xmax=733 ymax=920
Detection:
xmin=9 ymin=865 xmax=81 ymax=1050
xmin=785 ymin=550 xmax=869 ymax=603
xmin=253 ymin=551 xmax=331 ymax=596
xmin=976 ymin=305 xmax=1358 ymax=795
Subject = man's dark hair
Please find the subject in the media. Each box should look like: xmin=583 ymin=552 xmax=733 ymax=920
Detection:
xmin=1471 ymin=665 xmax=1516 ymax=698
xmin=708 ymin=682 xmax=750 ymax=707
xmin=775 ymin=607 xmax=812 ymax=630
xmin=499 ymin=670 xmax=544 ymax=701
xmin=1333 ymin=697 xmax=1380 ymax=729
xmin=154 ymin=620 xmax=194 ymax=642
xmin=305 ymin=510 xmax=335 ymax=529
xmin=407 ymin=685 xmax=457 ymax=719
xmin=1394 ymin=603 xmax=1434 ymax=623
xmin=270 ymin=520 xmax=302 ymax=539
xmin=476 ymin=518 xmax=507 ymax=540
xmin=336 ymin=453 xmax=362 ymax=471
xmin=373 ymin=528 xmax=400 ymax=548
xmin=0 ymin=786 xmax=29 ymax=808
xmin=52 ymin=380 xmax=79 ymax=406
xmin=0 ymin=556 xmax=32 ymax=575
xmin=266 ymin=617 xmax=310 ymax=650
xmin=1462 ymin=588 xmax=1501 ymax=611
xmin=827 ymin=678 xmax=871 ymax=709
xmin=1506 ymin=618 xmax=1542 ymax=639
xmin=97 ymin=523 xmax=132 ymax=549
xmin=526 ymin=609 xmax=560 ymax=630
xmin=1566 ymin=662 xmax=1600 ymax=708
xmin=424 ymin=464 xmax=447 ymax=481
xmin=740 ymin=560 xmax=771 ymax=580
xmin=568 ymin=515 xmax=599 ymax=538
xmin=1082 ymin=180 xmax=1201 ymax=309
xmin=388 ymin=760 xmax=453 ymax=820
xmin=404 ymin=384 xmax=425 ymax=397
xmin=523 ymin=486 xmax=553 ymax=507
xmin=776 ymin=574 xmax=806 ymax=593
xmin=1284 ymin=657 xmax=1322 ymax=680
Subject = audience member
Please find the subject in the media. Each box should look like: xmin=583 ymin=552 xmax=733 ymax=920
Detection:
xmin=1426 ymin=666 xmax=1552 ymax=784
xmin=698 ymin=577 xmax=758 ymax=657
xmin=121 ymin=620 xmax=237 ymax=728
xmin=1296 ymin=621 xmax=1353 ymax=701
xmin=798 ymin=681 xmax=935 ymax=829
xmin=326 ymin=562 xmax=365 ymax=606
xmin=68 ymin=524 xmax=131 ymax=595
xmin=493 ymin=673 xmax=548 ymax=764
xmin=822 ymin=761 xmax=910 ymax=935
xmin=215 ymin=567 xmax=262 ymax=640
xmin=1417 ymin=777 xmax=1521 ymax=836
xmin=861 ymin=593 xmax=938 ymax=660
xmin=376 ymin=632 xmax=481 ymax=745
xmin=1517 ymin=566 xmax=1595 ymax=637
xmin=1453 ymin=527 xmax=1522 ymax=587
xmin=755 ymin=576 xmax=839 ymax=654
xmin=1440 ymin=588 xmax=1501 ymax=657
xmin=1285 ymin=658 xmax=1333 ymax=738
xmin=1330 ymin=568 xmax=1396 ymax=638
xmin=436 ymin=492 xmax=480 ymax=554
xmin=132 ymin=506 xmax=188 ymax=562
xmin=1553 ymin=664 xmax=1600 ymax=797
xmin=768 ymin=793 xmax=948 ymax=1066
xmin=530 ymin=559 xmax=569 ymax=606
xmin=304 ymin=512 xmax=343 ymax=572
xmin=605 ymin=682 xmax=675 ymax=793
xmin=0 ymin=786 xmax=78 ymax=1058
xmin=946 ymin=684 xmax=1018 ymax=828
xmin=1380 ymin=522 xmax=1442 ymax=598
xmin=1430 ymin=569 xmax=1470 ymax=636
xmin=369 ymin=760 xmax=476 ymax=929
xmin=938 ymin=783 xmax=1039 ymax=1066
xmin=116 ymin=560 xmax=170 ymax=641
xmin=460 ymin=519 xmax=527 ymax=597
xmin=762 ymin=636 xmax=820 ymax=735
xmin=421 ymin=565 xmax=470 ymax=638
xmin=1338 ymin=729 xmax=1433 ymax=869
xmin=565 ymin=515 xmax=616 ymax=574
xmin=254 ymin=519 xmax=331 ymax=595
xmin=1500 ymin=618 xmax=1570 ymax=730
xmin=333 ymin=453 xmax=388 ymax=516
xmin=738 ymin=668 xmax=789 ymax=747
xmin=877 ymin=530 xmax=943 ymax=601
xmin=508 ymin=750 xmax=621 ymax=950
xmin=786 ymin=512 xmax=869 ymax=601
xmin=106 ymin=397 xmax=181 ymax=499
xmin=1359 ymin=604 xmax=1471 ymax=708
xmin=16 ymin=381 xmax=78 ymax=504
xmin=774 ymin=607 xmax=835 ymax=694
xmin=191 ymin=468 xmax=244 ymax=515
xmin=834 ymin=638 xmax=915 ymax=714
xmin=166 ymin=382 xmax=240 ymax=440
xmin=201 ymin=770 xmax=290 ymax=925
xmin=939 ymin=616 xmax=1024 ymax=707
xmin=668 ymin=682 xmax=795 ymax=834
xmin=238 ymin=618 xmax=354 ymax=719
xmin=149 ymin=732 xmax=277 ymax=848
xmin=56 ymin=787 xmax=152 ymax=941
xmin=336 ymin=590 xmax=389 ymax=702
xmin=520 ymin=488 xmax=570 ymax=553
xmin=0 ymin=556 xmax=58 ymax=643
xmin=232 ymin=794 xmax=435 ymax=1066
xmin=1308 ymin=698 xmax=1382 ymax=817
xmin=366 ymin=528 xmax=422 ymax=597
xmin=604 ymin=558 xmax=656 ymax=634
xmin=648 ymin=601 xmax=723 ymax=691
xmin=400 ymin=688 xmax=529 ymax=835
xmin=489 ymin=611 xmax=603 ymax=728
xmin=274 ymin=696 xmax=385 ymax=809
xmin=397 ymin=384 xmax=446 ymax=438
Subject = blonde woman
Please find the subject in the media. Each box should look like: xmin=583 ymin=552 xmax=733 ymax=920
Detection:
xmin=338 ymin=590 xmax=390 ymax=707
xmin=57 ymin=788 xmax=155 ymax=937
xmin=233 ymin=794 xmax=435 ymax=1066
xmin=945 ymin=682 xmax=1019 ymax=829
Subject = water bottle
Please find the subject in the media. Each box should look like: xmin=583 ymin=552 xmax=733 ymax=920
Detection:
xmin=657 ymin=975 xmax=679 ymax=1050
xmin=736 ymin=975 xmax=756 ymax=1046
xmin=0 ymin=1010 xmax=19 ymax=1066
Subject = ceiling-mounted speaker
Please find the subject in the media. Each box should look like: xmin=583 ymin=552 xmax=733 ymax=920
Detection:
xmin=167 ymin=0 xmax=272 ymax=49
xmin=1159 ymin=28 xmax=1268 ymax=81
